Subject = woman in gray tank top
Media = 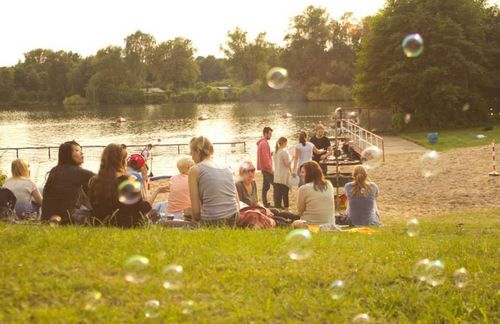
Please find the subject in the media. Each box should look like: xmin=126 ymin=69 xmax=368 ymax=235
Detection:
xmin=188 ymin=136 xmax=240 ymax=226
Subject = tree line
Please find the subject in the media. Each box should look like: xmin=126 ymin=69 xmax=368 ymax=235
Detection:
xmin=0 ymin=1 xmax=498 ymax=128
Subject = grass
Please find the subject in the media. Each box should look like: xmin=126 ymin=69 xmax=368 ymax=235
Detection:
xmin=0 ymin=209 xmax=499 ymax=323
xmin=402 ymin=125 xmax=499 ymax=151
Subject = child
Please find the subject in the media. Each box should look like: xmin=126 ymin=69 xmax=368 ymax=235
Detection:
xmin=167 ymin=157 xmax=195 ymax=218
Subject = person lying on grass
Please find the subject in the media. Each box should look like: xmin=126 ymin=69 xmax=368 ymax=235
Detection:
xmin=88 ymin=144 xmax=169 ymax=228
xmin=293 ymin=161 xmax=337 ymax=229
xmin=188 ymin=136 xmax=240 ymax=227
xmin=344 ymin=165 xmax=382 ymax=227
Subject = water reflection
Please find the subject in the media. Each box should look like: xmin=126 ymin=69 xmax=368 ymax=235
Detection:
xmin=0 ymin=102 xmax=390 ymax=184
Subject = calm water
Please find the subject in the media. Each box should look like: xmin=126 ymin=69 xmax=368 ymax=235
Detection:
xmin=0 ymin=102 xmax=388 ymax=184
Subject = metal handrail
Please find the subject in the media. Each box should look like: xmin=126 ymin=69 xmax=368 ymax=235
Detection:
xmin=0 ymin=141 xmax=247 ymax=159
xmin=341 ymin=119 xmax=385 ymax=162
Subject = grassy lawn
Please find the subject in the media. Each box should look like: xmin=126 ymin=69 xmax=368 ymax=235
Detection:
xmin=1 ymin=210 xmax=499 ymax=323
xmin=402 ymin=125 xmax=499 ymax=151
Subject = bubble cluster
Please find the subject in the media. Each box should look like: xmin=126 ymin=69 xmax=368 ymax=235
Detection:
xmin=266 ymin=67 xmax=288 ymax=90
xmin=83 ymin=290 xmax=102 ymax=311
xmin=402 ymin=33 xmax=424 ymax=58
xmin=162 ymin=264 xmax=184 ymax=290
xmin=144 ymin=299 xmax=160 ymax=318
xmin=285 ymin=229 xmax=312 ymax=261
xmin=361 ymin=146 xmax=383 ymax=170
xmin=329 ymin=279 xmax=345 ymax=300
xmin=420 ymin=151 xmax=440 ymax=178
xmin=48 ymin=215 xmax=62 ymax=227
xmin=406 ymin=218 xmax=420 ymax=237
xmin=453 ymin=267 xmax=468 ymax=288
xmin=352 ymin=313 xmax=371 ymax=323
xmin=124 ymin=255 xmax=150 ymax=284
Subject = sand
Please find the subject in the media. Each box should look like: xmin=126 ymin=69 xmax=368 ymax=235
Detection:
xmin=151 ymin=145 xmax=500 ymax=223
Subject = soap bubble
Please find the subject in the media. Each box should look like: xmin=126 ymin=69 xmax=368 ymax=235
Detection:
xmin=402 ymin=33 xmax=424 ymax=58
xmin=329 ymin=280 xmax=345 ymax=300
xmin=406 ymin=218 xmax=420 ymax=237
xmin=426 ymin=259 xmax=445 ymax=287
xmin=361 ymin=146 xmax=383 ymax=170
xmin=413 ymin=258 xmax=431 ymax=282
xmin=162 ymin=264 xmax=183 ymax=290
xmin=352 ymin=313 xmax=372 ymax=323
xmin=118 ymin=179 xmax=142 ymax=205
xmin=266 ymin=67 xmax=288 ymax=90
xmin=49 ymin=215 xmax=62 ymax=227
xmin=420 ymin=151 xmax=440 ymax=178
xmin=181 ymin=300 xmax=195 ymax=315
xmin=124 ymin=255 xmax=149 ymax=284
xmin=285 ymin=229 xmax=312 ymax=261
xmin=83 ymin=290 xmax=102 ymax=311
xmin=453 ymin=267 xmax=468 ymax=288
xmin=144 ymin=300 xmax=160 ymax=318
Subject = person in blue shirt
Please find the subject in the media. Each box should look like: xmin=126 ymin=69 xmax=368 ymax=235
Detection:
xmin=344 ymin=165 xmax=382 ymax=227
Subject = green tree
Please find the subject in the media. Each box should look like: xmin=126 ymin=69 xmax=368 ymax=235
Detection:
xmin=153 ymin=38 xmax=199 ymax=91
xmin=124 ymin=31 xmax=156 ymax=87
xmin=283 ymin=6 xmax=332 ymax=95
xmin=354 ymin=0 xmax=495 ymax=127
xmin=196 ymin=55 xmax=228 ymax=83
xmin=86 ymin=46 xmax=128 ymax=104
xmin=0 ymin=67 xmax=15 ymax=102
xmin=222 ymin=28 xmax=277 ymax=85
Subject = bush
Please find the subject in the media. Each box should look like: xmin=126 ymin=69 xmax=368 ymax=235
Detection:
xmin=306 ymin=83 xmax=351 ymax=101
xmin=63 ymin=95 xmax=88 ymax=106
xmin=145 ymin=93 xmax=168 ymax=104
xmin=207 ymin=88 xmax=224 ymax=102
xmin=172 ymin=89 xmax=197 ymax=103
xmin=391 ymin=112 xmax=405 ymax=133
xmin=0 ymin=171 xmax=6 ymax=186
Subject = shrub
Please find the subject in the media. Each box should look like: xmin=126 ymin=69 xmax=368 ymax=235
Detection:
xmin=207 ymin=88 xmax=224 ymax=102
xmin=63 ymin=95 xmax=88 ymax=106
xmin=307 ymin=83 xmax=351 ymax=101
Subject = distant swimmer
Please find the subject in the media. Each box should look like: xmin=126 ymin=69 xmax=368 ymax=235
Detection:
xmin=282 ymin=112 xmax=292 ymax=118
xmin=117 ymin=116 xmax=126 ymax=123
xmin=198 ymin=115 xmax=208 ymax=121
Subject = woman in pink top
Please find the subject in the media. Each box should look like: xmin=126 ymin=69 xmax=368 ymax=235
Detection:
xmin=167 ymin=157 xmax=194 ymax=215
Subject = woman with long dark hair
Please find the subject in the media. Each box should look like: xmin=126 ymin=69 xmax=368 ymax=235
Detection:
xmin=88 ymin=144 xmax=168 ymax=228
xmin=344 ymin=165 xmax=381 ymax=226
xmin=41 ymin=141 xmax=94 ymax=224
xmin=292 ymin=161 xmax=336 ymax=228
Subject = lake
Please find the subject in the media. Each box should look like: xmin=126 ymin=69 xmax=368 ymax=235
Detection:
xmin=0 ymin=102 xmax=390 ymax=184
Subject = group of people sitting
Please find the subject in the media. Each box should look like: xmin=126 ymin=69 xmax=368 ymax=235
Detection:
xmin=0 ymin=130 xmax=382 ymax=229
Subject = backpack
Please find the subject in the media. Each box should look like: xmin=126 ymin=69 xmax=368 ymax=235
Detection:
xmin=0 ymin=187 xmax=16 ymax=221
xmin=238 ymin=206 xmax=276 ymax=229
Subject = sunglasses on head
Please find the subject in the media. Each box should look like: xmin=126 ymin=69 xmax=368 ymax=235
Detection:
xmin=247 ymin=168 xmax=256 ymax=173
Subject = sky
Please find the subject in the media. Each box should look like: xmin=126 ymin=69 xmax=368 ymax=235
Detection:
xmin=1 ymin=0 xmax=499 ymax=67
xmin=0 ymin=0 xmax=387 ymax=66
